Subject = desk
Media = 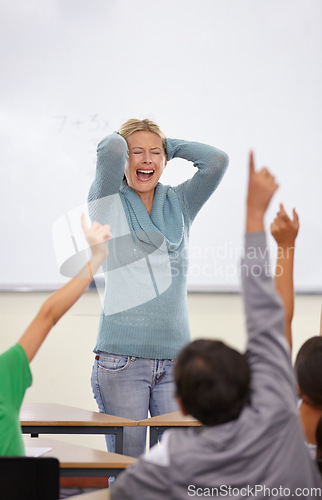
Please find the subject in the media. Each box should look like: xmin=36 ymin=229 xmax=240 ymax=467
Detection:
xmin=138 ymin=410 xmax=202 ymax=447
xmin=24 ymin=437 xmax=136 ymax=478
xmin=70 ymin=489 xmax=110 ymax=499
xmin=21 ymin=403 xmax=137 ymax=454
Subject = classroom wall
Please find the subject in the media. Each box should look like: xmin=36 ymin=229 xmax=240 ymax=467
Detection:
xmin=1 ymin=291 xmax=321 ymax=451
xmin=2 ymin=0 xmax=322 ymax=293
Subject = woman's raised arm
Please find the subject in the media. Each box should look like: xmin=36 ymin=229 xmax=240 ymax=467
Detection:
xmin=88 ymin=133 xmax=129 ymax=221
xmin=167 ymin=138 xmax=229 ymax=222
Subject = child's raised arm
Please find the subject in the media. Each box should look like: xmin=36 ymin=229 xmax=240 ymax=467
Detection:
xmin=246 ymin=151 xmax=279 ymax=233
xmin=270 ymin=204 xmax=299 ymax=349
xmin=18 ymin=215 xmax=111 ymax=362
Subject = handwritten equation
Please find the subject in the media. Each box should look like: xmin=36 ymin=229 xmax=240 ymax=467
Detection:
xmin=52 ymin=114 xmax=114 ymax=134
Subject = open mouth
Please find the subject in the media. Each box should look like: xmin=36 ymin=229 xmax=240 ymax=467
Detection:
xmin=136 ymin=169 xmax=155 ymax=181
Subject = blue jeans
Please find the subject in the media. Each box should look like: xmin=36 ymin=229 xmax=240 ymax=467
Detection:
xmin=91 ymin=353 xmax=179 ymax=457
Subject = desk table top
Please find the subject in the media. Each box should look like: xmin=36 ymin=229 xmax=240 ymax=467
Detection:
xmin=68 ymin=489 xmax=111 ymax=499
xmin=24 ymin=437 xmax=137 ymax=470
xmin=21 ymin=403 xmax=137 ymax=427
xmin=138 ymin=410 xmax=201 ymax=427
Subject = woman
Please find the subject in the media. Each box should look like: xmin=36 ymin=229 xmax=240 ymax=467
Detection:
xmin=88 ymin=118 xmax=229 ymax=457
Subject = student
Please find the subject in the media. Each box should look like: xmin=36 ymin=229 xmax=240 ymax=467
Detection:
xmin=271 ymin=205 xmax=322 ymax=461
xmin=110 ymin=153 xmax=322 ymax=499
xmin=0 ymin=216 xmax=110 ymax=456
xmin=295 ymin=337 xmax=322 ymax=459
xmin=317 ymin=416 xmax=322 ymax=473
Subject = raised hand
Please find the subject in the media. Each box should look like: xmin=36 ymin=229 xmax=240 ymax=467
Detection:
xmin=246 ymin=151 xmax=279 ymax=232
xmin=270 ymin=204 xmax=299 ymax=349
xmin=81 ymin=213 xmax=111 ymax=262
xmin=270 ymin=204 xmax=299 ymax=248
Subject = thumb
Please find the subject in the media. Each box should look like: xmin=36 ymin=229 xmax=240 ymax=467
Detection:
xmin=292 ymin=208 xmax=299 ymax=226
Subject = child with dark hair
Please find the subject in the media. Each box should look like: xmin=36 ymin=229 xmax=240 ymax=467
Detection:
xmin=295 ymin=337 xmax=322 ymax=457
xmin=174 ymin=339 xmax=250 ymax=426
xmin=316 ymin=417 xmax=322 ymax=474
xmin=271 ymin=206 xmax=322 ymax=463
xmin=110 ymin=153 xmax=322 ymax=499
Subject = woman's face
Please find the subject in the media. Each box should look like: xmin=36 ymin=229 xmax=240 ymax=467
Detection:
xmin=124 ymin=130 xmax=167 ymax=196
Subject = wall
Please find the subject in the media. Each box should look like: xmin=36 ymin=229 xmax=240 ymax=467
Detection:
xmin=1 ymin=0 xmax=322 ymax=292
xmin=1 ymin=291 xmax=320 ymax=451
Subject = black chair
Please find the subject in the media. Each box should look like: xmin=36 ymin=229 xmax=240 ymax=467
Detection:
xmin=317 ymin=459 xmax=322 ymax=475
xmin=0 ymin=457 xmax=59 ymax=500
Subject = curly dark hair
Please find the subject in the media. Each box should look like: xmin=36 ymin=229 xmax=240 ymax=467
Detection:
xmin=295 ymin=337 xmax=322 ymax=406
xmin=174 ymin=339 xmax=251 ymax=426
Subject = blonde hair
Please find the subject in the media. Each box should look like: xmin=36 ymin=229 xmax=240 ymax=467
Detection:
xmin=118 ymin=118 xmax=167 ymax=152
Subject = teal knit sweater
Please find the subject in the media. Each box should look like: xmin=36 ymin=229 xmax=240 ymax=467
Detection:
xmin=88 ymin=133 xmax=229 ymax=359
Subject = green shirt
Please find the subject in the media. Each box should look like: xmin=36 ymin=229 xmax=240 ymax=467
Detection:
xmin=0 ymin=344 xmax=32 ymax=456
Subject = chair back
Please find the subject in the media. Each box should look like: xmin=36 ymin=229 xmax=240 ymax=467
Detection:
xmin=0 ymin=457 xmax=59 ymax=500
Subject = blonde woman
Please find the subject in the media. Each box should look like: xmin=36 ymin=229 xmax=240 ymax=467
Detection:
xmin=88 ymin=118 xmax=229 ymax=457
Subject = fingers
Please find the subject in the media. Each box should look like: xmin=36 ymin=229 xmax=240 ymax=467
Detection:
xmin=271 ymin=205 xmax=288 ymax=230
xmin=272 ymin=181 xmax=279 ymax=193
xmin=102 ymin=224 xmax=111 ymax=240
xmin=254 ymin=166 xmax=279 ymax=197
xmin=81 ymin=213 xmax=89 ymax=234
xmin=292 ymin=208 xmax=299 ymax=226
xmin=91 ymin=222 xmax=111 ymax=239
xmin=91 ymin=221 xmax=102 ymax=230
xmin=248 ymin=152 xmax=298 ymax=237
xmin=81 ymin=215 xmax=111 ymax=240
xmin=260 ymin=167 xmax=278 ymax=187
xmin=277 ymin=203 xmax=290 ymax=223
xmin=279 ymin=203 xmax=286 ymax=215
xmin=249 ymin=150 xmax=255 ymax=176
xmin=270 ymin=217 xmax=286 ymax=232
xmin=261 ymin=167 xmax=271 ymax=177
xmin=275 ymin=205 xmax=299 ymax=229
xmin=248 ymin=151 xmax=277 ymax=187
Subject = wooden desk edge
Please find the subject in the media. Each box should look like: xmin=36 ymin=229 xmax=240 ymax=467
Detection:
xmin=67 ymin=489 xmax=111 ymax=500
xmin=21 ymin=421 xmax=137 ymax=427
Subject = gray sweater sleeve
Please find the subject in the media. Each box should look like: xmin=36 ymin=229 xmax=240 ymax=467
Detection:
xmin=111 ymin=432 xmax=171 ymax=499
xmin=88 ymin=132 xmax=129 ymax=222
xmin=241 ymin=232 xmax=297 ymax=411
xmin=111 ymin=460 xmax=170 ymax=500
xmin=167 ymin=138 xmax=229 ymax=222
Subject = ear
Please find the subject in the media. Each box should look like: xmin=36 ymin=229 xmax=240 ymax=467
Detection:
xmin=177 ymin=397 xmax=188 ymax=416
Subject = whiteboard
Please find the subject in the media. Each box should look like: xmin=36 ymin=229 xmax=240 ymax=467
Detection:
xmin=1 ymin=0 xmax=321 ymax=292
